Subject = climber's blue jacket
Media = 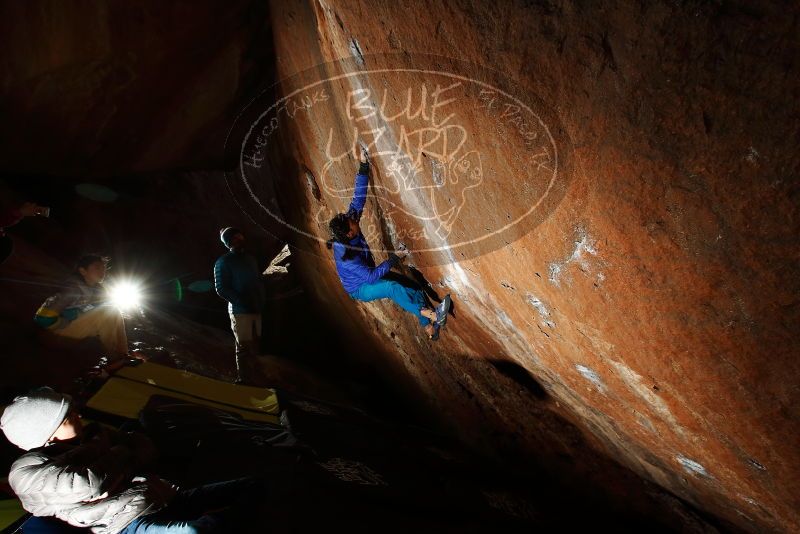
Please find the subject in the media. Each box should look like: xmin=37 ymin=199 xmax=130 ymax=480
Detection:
xmin=214 ymin=249 xmax=265 ymax=314
xmin=333 ymin=163 xmax=399 ymax=295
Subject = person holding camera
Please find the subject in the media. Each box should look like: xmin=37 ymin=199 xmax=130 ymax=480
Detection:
xmin=1 ymin=387 xmax=264 ymax=533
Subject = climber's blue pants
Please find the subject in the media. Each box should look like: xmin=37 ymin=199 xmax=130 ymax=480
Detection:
xmin=350 ymin=279 xmax=430 ymax=326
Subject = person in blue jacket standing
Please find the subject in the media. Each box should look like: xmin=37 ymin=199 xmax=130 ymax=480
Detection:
xmin=214 ymin=227 xmax=266 ymax=384
xmin=327 ymin=148 xmax=450 ymax=340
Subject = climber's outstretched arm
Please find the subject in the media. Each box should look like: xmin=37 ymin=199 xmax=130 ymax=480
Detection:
xmin=346 ymin=160 xmax=370 ymax=221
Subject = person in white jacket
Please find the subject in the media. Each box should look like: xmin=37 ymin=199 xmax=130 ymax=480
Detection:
xmin=1 ymin=387 xmax=262 ymax=533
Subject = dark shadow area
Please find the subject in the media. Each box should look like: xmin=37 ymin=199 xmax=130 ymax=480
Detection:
xmin=446 ymin=353 xmax=735 ymax=533
xmin=488 ymin=359 xmax=549 ymax=401
xmin=382 ymin=270 xmax=426 ymax=292
xmin=0 ymin=235 xmax=12 ymax=265
xmin=405 ymin=266 xmax=441 ymax=303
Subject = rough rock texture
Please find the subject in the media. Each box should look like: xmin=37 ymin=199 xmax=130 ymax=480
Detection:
xmin=1 ymin=1 xmax=798 ymax=532
xmin=0 ymin=0 xmax=273 ymax=175
xmin=239 ymin=1 xmax=798 ymax=532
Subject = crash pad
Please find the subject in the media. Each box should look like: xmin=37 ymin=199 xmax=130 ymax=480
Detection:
xmin=115 ymin=362 xmax=280 ymax=416
xmin=87 ymin=376 xmax=280 ymax=424
xmin=0 ymin=499 xmax=28 ymax=532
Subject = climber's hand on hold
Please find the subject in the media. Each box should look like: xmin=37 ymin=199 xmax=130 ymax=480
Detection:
xmin=396 ymin=243 xmax=409 ymax=260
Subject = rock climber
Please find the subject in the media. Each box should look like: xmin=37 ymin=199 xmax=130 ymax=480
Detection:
xmin=214 ymin=227 xmax=266 ymax=384
xmin=327 ymin=147 xmax=451 ymax=340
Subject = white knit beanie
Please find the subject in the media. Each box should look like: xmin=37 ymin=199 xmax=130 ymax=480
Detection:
xmin=1 ymin=387 xmax=72 ymax=451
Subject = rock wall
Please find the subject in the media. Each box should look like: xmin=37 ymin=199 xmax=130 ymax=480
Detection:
xmin=1 ymin=0 xmax=798 ymax=531
xmin=241 ymin=1 xmax=799 ymax=531
xmin=0 ymin=0 xmax=273 ymax=175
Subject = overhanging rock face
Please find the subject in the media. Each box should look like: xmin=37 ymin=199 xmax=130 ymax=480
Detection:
xmin=228 ymin=1 xmax=799 ymax=531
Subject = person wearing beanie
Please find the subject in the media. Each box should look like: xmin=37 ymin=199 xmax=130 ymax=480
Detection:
xmin=0 ymin=387 xmax=73 ymax=451
xmin=1 ymin=387 xmax=266 ymax=533
xmin=326 ymin=147 xmax=451 ymax=340
xmin=0 ymin=387 xmax=168 ymax=533
xmin=214 ymin=227 xmax=267 ymax=384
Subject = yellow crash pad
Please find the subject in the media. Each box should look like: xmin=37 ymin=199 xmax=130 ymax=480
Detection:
xmin=87 ymin=369 xmax=280 ymax=424
xmin=0 ymin=499 xmax=27 ymax=531
xmin=116 ymin=362 xmax=279 ymax=416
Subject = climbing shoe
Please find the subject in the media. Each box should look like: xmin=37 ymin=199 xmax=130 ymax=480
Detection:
xmin=435 ymin=294 xmax=451 ymax=326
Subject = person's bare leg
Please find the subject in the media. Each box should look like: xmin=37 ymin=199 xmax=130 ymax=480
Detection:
xmin=420 ymin=308 xmax=437 ymax=322
xmin=420 ymin=308 xmax=438 ymax=338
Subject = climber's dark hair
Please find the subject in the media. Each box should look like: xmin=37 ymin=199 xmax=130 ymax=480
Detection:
xmin=75 ymin=253 xmax=109 ymax=274
xmin=327 ymin=213 xmax=359 ymax=260
xmin=328 ymin=214 xmax=350 ymax=243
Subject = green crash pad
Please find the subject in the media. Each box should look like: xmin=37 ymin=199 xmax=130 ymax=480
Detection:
xmin=87 ymin=362 xmax=280 ymax=424
xmin=0 ymin=498 xmax=27 ymax=531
